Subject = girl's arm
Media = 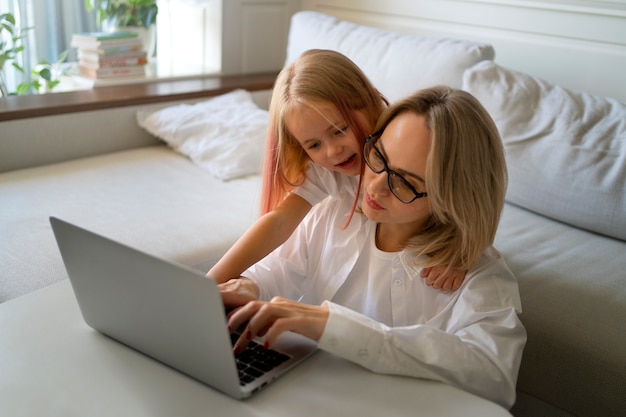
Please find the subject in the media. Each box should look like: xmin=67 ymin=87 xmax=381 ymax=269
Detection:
xmin=207 ymin=193 xmax=312 ymax=284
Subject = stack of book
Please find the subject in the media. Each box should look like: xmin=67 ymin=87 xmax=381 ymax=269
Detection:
xmin=71 ymin=32 xmax=148 ymax=80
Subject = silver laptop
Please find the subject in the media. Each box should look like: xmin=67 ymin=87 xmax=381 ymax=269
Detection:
xmin=50 ymin=216 xmax=317 ymax=400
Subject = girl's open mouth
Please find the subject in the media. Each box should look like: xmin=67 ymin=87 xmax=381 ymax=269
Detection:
xmin=336 ymin=154 xmax=357 ymax=168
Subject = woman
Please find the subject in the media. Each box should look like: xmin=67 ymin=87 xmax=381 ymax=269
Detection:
xmin=219 ymin=86 xmax=526 ymax=408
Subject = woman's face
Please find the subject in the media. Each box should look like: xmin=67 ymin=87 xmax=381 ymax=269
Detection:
xmin=361 ymin=112 xmax=433 ymax=242
xmin=286 ymin=101 xmax=368 ymax=177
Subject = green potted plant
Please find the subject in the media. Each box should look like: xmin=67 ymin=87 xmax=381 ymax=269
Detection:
xmin=85 ymin=0 xmax=159 ymax=56
xmin=0 ymin=13 xmax=25 ymax=96
xmin=0 ymin=13 xmax=68 ymax=96
xmin=84 ymin=0 xmax=158 ymax=29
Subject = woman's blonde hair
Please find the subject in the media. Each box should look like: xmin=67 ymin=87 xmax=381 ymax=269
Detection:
xmin=375 ymin=86 xmax=507 ymax=270
xmin=260 ymin=49 xmax=387 ymax=214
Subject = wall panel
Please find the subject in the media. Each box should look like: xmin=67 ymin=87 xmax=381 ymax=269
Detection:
xmin=301 ymin=0 xmax=626 ymax=101
xmin=222 ymin=0 xmax=302 ymax=74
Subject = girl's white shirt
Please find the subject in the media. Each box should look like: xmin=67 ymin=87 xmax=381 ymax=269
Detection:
xmin=243 ymin=195 xmax=526 ymax=409
xmin=292 ymin=161 xmax=359 ymax=206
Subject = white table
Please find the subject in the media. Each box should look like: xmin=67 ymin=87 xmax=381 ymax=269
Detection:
xmin=1 ymin=280 xmax=511 ymax=417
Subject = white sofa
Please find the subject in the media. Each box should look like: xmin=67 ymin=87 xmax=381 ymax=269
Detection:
xmin=1 ymin=11 xmax=624 ymax=417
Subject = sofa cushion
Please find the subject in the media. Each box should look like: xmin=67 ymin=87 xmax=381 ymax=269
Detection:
xmin=496 ymin=202 xmax=626 ymax=416
xmin=136 ymin=89 xmax=268 ymax=181
xmin=463 ymin=61 xmax=626 ymax=241
xmin=286 ymin=11 xmax=494 ymax=102
xmin=0 ymin=146 xmax=261 ymax=302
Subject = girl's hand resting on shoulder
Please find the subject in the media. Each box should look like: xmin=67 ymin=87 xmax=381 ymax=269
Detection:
xmin=227 ymin=297 xmax=329 ymax=354
xmin=421 ymin=266 xmax=467 ymax=291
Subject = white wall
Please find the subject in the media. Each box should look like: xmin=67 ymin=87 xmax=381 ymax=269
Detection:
xmin=165 ymin=0 xmax=626 ymax=101
xmin=216 ymin=0 xmax=626 ymax=100
xmin=222 ymin=0 xmax=302 ymax=74
xmin=300 ymin=0 xmax=626 ymax=101
xmin=156 ymin=0 xmax=301 ymax=77
xmin=157 ymin=0 xmax=223 ymax=76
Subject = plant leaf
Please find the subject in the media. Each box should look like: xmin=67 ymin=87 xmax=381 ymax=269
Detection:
xmin=38 ymin=68 xmax=52 ymax=80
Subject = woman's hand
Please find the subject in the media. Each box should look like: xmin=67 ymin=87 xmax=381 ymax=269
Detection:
xmin=227 ymin=297 xmax=329 ymax=354
xmin=218 ymin=277 xmax=260 ymax=308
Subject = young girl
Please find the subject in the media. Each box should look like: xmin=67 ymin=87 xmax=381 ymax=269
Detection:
xmin=208 ymin=49 xmax=465 ymax=290
xmin=220 ymin=86 xmax=526 ymax=408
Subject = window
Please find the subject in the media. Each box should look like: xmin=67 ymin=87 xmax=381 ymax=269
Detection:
xmin=1 ymin=0 xmax=97 ymax=93
xmin=0 ymin=0 xmax=222 ymax=94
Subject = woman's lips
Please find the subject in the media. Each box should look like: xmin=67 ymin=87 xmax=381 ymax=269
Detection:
xmin=365 ymin=193 xmax=384 ymax=210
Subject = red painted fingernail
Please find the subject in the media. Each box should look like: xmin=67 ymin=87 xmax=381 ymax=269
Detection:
xmin=233 ymin=345 xmax=240 ymax=355
xmin=264 ymin=341 xmax=269 ymax=349
xmin=246 ymin=331 xmax=252 ymax=340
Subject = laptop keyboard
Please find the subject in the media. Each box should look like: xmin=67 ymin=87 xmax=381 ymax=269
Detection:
xmin=230 ymin=333 xmax=291 ymax=385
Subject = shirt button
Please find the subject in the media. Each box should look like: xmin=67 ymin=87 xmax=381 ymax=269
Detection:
xmin=394 ymin=279 xmax=403 ymax=286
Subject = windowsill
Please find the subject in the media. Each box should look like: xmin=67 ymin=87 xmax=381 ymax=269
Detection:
xmin=0 ymin=70 xmax=278 ymax=122
xmin=55 ymin=61 xmax=224 ymax=91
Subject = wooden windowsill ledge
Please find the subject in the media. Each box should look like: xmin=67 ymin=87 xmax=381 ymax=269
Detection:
xmin=0 ymin=72 xmax=278 ymax=122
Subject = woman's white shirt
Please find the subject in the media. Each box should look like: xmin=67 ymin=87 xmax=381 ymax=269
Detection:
xmin=242 ymin=197 xmax=526 ymax=409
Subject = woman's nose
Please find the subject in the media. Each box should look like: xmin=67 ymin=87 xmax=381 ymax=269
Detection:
xmin=366 ymin=170 xmax=390 ymax=196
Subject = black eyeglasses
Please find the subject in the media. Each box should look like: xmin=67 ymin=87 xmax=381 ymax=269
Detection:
xmin=363 ymin=132 xmax=427 ymax=204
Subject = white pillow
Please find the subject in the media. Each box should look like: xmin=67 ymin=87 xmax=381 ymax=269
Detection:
xmin=136 ymin=89 xmax=268 ymax=180
xmin=463 ymin=61 xmax=626 ymax=241
xmin=286 ymin=11 xmax=494 ymax=102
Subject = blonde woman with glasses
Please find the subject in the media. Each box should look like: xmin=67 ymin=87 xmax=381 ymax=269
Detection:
xmin=220 ymin=86 xmax=526 ymax=409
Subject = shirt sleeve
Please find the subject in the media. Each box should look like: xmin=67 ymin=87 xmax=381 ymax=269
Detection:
xmin=242 ymin=198 xmax=319 ymax=301
xmin=318 ymin=300 xmax=525 ymax=409
xmin=242 ymin=234 xmax=310 ymax=302
xmin=293 ymin=162 xmax=358 ymax=206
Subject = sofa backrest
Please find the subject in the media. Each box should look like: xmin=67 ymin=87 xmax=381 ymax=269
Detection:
xmin=285 ymin=11 xmax=494 ymax=103
xmin=464 ymin=61 xmax=626 ymax=241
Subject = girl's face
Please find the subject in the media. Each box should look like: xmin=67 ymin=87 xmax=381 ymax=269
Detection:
xmin=361 ymin=112 xmax=433 ymax=246
xmin=286 ymin=101 xmax=367 ymax=177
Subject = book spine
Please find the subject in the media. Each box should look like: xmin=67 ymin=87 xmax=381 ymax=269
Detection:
xmin=79 ymin=65 xmax=146 ymax=79
xmin=78 ymin=50 xmax=146 ymax=61
xmin=72 ymin=32 xmax=138 ymax=42
xmin=78 ymin=45 xmax=144 ymax=56
xmin=79 ymin=57 xmax=148 ymax=69
xmin=71 ymin=39 xmax=142 ymax=49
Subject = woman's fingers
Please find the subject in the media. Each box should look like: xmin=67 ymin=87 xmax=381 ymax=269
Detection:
xmin=228 ymin=300 xmax=263 ymax=352
xmin=230 ymin=298 xmax=289 ymax=352
xmin=228 ymin=297 xmax=329 ymax=354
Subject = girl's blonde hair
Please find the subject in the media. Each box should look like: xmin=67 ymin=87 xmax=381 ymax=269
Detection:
xmin=261 ymin=49 xmax=387 ymax=214
xmin=375 ymin=86 xmax=507 ymax=270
